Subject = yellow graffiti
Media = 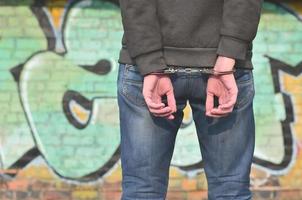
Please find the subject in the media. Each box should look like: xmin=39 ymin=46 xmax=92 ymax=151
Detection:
xmin=183 ymin=102 xmax=193 ymax=125
xmin=46 ymin=0 xmax=68 ymax=29
xmin=279 ymin=73 xmax=302 ymax=187
xmin=71 ymin=102 xmax=90 ymax=124
xmin=287 ymin=2 xmax=302 ymax=13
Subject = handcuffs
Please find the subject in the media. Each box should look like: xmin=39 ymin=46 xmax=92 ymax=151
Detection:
xmin=149 ymin=66 xmax=236 ymax=76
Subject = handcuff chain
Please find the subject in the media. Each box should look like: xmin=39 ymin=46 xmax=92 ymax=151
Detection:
xmin=162 ymin=66 xmax=235 ymax=75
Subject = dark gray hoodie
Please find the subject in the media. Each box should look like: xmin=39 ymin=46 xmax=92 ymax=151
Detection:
xmin=118 ymin=0 xmax=263 ymax=76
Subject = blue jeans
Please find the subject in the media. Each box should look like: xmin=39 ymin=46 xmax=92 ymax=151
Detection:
xmin=117 ymin=63 xmax=255 ymax=200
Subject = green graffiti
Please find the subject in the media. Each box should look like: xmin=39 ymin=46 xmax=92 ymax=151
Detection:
xmin=20 ymin=51 xmax=120 ymax=178
xmin=64 ymin=0 xmax=123 ymax=70
xmin=1 ymin=0 xmax=122 ymax=179
xmin=0 ymin=4 xmax=47 ymax=168
xmin=0 ymin=0 xmax=300 ymax=181
xmin=252 ymin=2 xmax=301 ymax=167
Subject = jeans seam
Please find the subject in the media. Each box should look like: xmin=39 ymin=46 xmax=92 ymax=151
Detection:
xmin=121 ymin=65 xmax=147 ymax=107
xmin=149 ymin=127 xmax=154 ymax=199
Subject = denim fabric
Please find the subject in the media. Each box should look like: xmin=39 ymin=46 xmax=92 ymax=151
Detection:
xmin=117 ymin=62 xmax=255 ymax=200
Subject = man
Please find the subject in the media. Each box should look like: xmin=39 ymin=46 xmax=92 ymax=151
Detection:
xmin=117 ymin=0 xmax=263 ymax=199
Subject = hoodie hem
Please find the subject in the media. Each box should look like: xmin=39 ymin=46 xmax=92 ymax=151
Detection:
xmin=118 ymin=46 xmax=253 ymax=69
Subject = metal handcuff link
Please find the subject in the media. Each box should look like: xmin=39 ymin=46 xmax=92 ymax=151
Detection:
xmin=150 ymin=66 xmax=236 ymax=75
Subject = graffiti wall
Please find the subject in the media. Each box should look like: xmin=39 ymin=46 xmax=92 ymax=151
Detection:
xmin=0 ymin=0 xmax=301 ymax=199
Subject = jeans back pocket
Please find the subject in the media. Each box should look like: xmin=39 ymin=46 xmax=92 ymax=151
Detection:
xmin=124 ymin=64 xmax=144 ymax=83
xmin=233 ymin=69 xmax=255 ymax=110
xmin=234 ymin=69 xmax=253 ymax=84
xmin=120 ymin=64 xmax=146 ymax=106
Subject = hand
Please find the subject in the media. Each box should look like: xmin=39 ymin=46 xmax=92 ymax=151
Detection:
xmin=142 ymin=73 xmax=177 ymax=120
xmin=205 ymin=56 xmax=238 ymax=117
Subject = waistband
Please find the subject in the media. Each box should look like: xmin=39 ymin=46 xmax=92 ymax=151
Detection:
xmin=118 ymin=46 xmax=254 ymax=69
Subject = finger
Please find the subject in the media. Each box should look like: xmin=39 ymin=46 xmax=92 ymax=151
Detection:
xmin=210 ymin=107 xmax=232 ymax=115
xmin=228 ymin=85 xmax=238 ymax=102
xmin=154 ymin=111 xmax=174 ymax=118
xmin=145 ymin=97 xmax=165 ymax=109
xmin=205 ymin=92 xmax=214 ymax=115
xmin=149 ymin=106 xmax=172 ymax=115
xmin=166 ymin=89 xmax=177 ymax=113
xmin=143 ymin=89 xmax=165 ymax=108
xmin=206 ymin=112 xmax=228 ymax=118
xmin=219 ymin=87 xmax=237 ymax=109
xmin=218 ymin=90 xmax=228 ymax=105
xmin=206 ymin=113 xmax=228 ymax=118
xmin=219 ymin=101 xmax=235 ymax=110
xmin=166 ymin=114 xmax=175 ymax=120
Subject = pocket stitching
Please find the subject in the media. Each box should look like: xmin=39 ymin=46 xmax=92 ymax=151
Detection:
xmin=234 ymin=80 xmax=255 ymax=109
xmin=235 ymin=71 xmax=253 ymax=85
xmin=121 ymin=65 xmax=147 ymax=107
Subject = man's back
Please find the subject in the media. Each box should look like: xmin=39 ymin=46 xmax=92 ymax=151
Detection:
xmin=118 ymin=0 xmax=262 ymax=76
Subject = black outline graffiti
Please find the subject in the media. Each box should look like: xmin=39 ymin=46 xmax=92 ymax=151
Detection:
xmin=1 ymin=0 xmax=301 ymax=181
xmin=251 ymin=55 xmax=301 ymax=171
xmin=82 ymin=59 xmax=112 ymax=75
xmin=6 ymin=51 xmax=46 ymax=178
xmin=2 ymin=0 xmax=120 ymax=181
xmin=267 ymin=0 xmax=302 ymax=21
xmin=63 ymin=90 xmax=93 ymax=129
xmin=30 ymin=0 xmax=56 ymax=51
xmin=61 ymin=0 xmax=113 ymax=73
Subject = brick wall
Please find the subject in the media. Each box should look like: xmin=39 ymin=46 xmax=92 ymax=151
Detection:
xmin=0 ymin=0 xmax=302 ymax=199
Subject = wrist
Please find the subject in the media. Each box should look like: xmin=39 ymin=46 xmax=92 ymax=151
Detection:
xmin=143 ymin=72 xmax=169 ymax=79
xmin=212 ymin=68 xmax=236 ymax=76
xmin=214 ymin=55 xmax=235 ymax=71
xmin=143 ymin=68 xmax=170 ymax=77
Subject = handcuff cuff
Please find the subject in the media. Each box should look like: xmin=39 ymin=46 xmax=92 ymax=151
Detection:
xmin=148 ymin=66 xmax=236 ymax=76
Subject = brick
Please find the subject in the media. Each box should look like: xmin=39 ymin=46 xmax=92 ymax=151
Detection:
xmin=0 ymin=93 xmax=12 ymax=101
xmin=268 ymin=43 xmax=293 ymax=52
xmin=0 ymin=8 xmax=15 ymax=16
xmin=14 ymin=7 xmax=33 ymax=16
xmin=104 ymin=166 xmax=122 ymax=183
xmin=181 ymin=178 xmax=198 ymax=191
xmin=166 ymin=191 xmax=187 ymax=200
xmin=63 ymin=135 xmax=83 ymax=145
xmin=169 ymin=167 xmax=183 ymax=178
xmin=0 ymin=50 xmax=11 ymax=59
xmin=168 ymin=179 xmax=183 ymax=190
xmin=0 ymin=191 xmax=14 ymax=200
xmin=43 ymin=191 xmax=71 ymax=200
xmin=186 ymin=191 xmax=208 ymax=200
xmin=16 ymin=39 xmax=45 ymax=50
xmin=72 ymin=189 xmax=98 ymax=200
xmin=101 ymin=181 xmax=121 ymax=192
xmin=102 ymin=191 xmax=121 ymax=200
xmin=16 ymin=191 xmax=28 ymax=199
xmin=8 ymin=179 xmax=29 ymax=191
xmin=30 ymin=180 xmax=52 ymax=190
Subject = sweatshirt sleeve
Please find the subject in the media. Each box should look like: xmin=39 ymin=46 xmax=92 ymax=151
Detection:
xmin=217 ymin=0 xmax=263 ymax=60
xmin=119 ymin=0 xmax=168 ymax=76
